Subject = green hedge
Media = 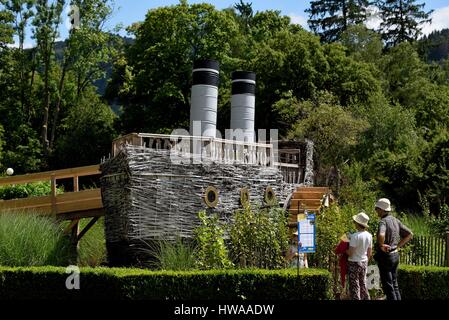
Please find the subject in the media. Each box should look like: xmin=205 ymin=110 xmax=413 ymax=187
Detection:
xmin=399 ymin=265 xmax=449 ymax=300
xmin=0 ymin=267 xmax=331 ymax=300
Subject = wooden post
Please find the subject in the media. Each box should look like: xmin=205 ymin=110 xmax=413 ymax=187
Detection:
xmin=446 ymin=232 xmax=449 ymax=267
xmin=70 ymin=220 xmax=80 ymax=265
xmin=73 ymin=176 xmax=79 ymax=192
xmin=51 ymin=174 xmax=57 ymax=215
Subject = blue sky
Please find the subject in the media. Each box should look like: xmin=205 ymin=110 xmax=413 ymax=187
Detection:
xmin=12 ymin=0 xmax=449 ymax=47
xmin=106 ymin=0 xmax=446 ymax=34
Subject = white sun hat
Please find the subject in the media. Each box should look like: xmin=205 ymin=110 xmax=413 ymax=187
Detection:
xmin=353 ymin=212 xmax=370 ymax=228
xmin=375 ymin=198 xmax=392 ymax=212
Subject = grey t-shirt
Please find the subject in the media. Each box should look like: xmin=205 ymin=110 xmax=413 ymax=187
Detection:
xmin=377 ymin=215 xmax=412 ymax=248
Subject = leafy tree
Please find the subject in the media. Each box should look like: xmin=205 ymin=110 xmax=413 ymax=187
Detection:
xmin=422 ymin=128 xmax=449 ymax=210
xmin=0 ymin=6 xmax=14 ymax=46
xmin=377 ymin=0 xmax=432 ymax=47
xmin=233 ymin=0 xmax=253 ymax=33
xmin=51 ymin=90 xmax=117 ymax=168
xmin=1 ymin=1 xmax=35 ymax=115
xmin=114 ymin=2 xmax=239 ymax=134
xmin=288 ymin=92 xmax=369 ymax=193
xmin=49 ymin=0 xmax=116 ymax=150
xmin=339 ymin=24 xmax=383 ymax=64
xmin=32 ymin=0 xmax=65 ymax=156
xmin=306 ymin=0 xmax=370 ymax=43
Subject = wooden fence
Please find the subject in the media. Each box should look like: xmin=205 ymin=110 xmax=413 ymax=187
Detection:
xmin=400 ymin=233 xmax=449 ymax=267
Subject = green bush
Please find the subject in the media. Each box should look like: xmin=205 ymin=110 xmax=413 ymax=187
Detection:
xmin=194 ymin=211 xmax=233 ymax=270
xmin=0 ymin=267 xmax=332 ymax=300
xmin=229 ymin=206 xmax=289 ymax=269
xmin=0 ymin=212 xmax=70 ymax=266
xmin=398 ymin=265 xmax=449 ymax=300
xmin=0 ymin=181 xmax=63 ymax=200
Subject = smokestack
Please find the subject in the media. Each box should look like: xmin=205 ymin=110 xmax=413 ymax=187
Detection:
xmin=190 ymin=59 xmax=220 ymax=138
xmin=230 ymin=71 xmax=256 ymax=143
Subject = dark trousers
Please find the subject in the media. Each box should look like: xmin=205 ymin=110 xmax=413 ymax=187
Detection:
xmin=377 ymin=252 xmax=401 ymax=300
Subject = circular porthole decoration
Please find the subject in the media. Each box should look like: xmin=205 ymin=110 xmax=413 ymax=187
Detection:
xmin=264 ymin=186 xmax=277 ymax=206
xmin=240 ymin=188 xmax=250 ymax=207
xmin=204 ymin=186 xmax=219 ymax=208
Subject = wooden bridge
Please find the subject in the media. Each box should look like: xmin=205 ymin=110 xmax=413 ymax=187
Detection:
xmin=0 ymin=165 xmax=104 ymax=245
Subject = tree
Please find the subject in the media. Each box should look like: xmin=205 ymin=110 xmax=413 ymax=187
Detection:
xmin=306 ymin=0 xmax=370 ymax=42
xmin=49 ymin=0 xmax=116 ymax=150
xmin=1 ymin=0 xmax=36 ymax=119
xmin=0 ymin=6 xmax=14 ymax=47
xmin=339 ymin=24 xmax=383 ymax=64
xmin=52 ymin=89 xmax=117 ymax=169
xmin=113 ymin=2 xmax=239 ymax=134
xmin=32 ymin=0 xmax=65 ymax=156
xmin=234 ymin=0 xmax=253 ymax=33
xmin=288 ymin=92 xmax=369 ymax=194
xmin=377 ymin=0 xmax=432 ymax=47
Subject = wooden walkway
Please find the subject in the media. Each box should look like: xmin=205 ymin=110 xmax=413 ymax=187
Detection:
xmin=0 ymin=165 xmax=104 ymax=249
xmin=0 ymin=165 xmax=104 ymax=221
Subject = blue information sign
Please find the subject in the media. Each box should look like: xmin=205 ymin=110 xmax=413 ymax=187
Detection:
xmin=297 ymin=213 xmax=316 ymax=254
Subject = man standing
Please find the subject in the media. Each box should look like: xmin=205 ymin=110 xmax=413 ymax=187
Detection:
xmin=374 ymin=198 xmax=413 ymax=300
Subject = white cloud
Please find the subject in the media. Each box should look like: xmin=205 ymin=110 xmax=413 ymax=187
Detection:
xmin=366 ymin=5 xmax=382 ymax=30
xmin=289 ymin=13 xmax=309 ymax=30
xmin=421 ymin=5 xmax=449 ymax=36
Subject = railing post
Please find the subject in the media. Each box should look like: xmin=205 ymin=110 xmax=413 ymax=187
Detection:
xmin=446 ymin=232 xmax=449 ymax=267
xmin=51 ymin=174 xmax=57 ymax=215
xmin=73 ymin=176 xmax=79 ymax=192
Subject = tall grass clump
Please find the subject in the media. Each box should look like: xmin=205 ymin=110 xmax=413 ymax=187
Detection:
xmin=0 ymin=212 xmax=70 ymax=266
xmin=142 ymin=237 xmax=197 ymax=271
xmin=398 ymin=213 xmax=432 ymax=236
xmin=77 ymin=217 xmax=107 ymax=267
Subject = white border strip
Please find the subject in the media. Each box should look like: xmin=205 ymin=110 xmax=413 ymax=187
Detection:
xmin=232 ymin=79 xmax=256 ymax=84
xmin=193 ymin=68 xmax=219 ymax=74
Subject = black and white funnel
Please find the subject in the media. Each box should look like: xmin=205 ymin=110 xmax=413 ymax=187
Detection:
xmin=230 ymin=71 xmax=256 ymax=143
xmin=190 ymin=59 xmax=220 ymax=138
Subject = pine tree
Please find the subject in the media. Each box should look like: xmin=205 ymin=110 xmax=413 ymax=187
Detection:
xmin=306 ymin=0 xmax=370 ymax=43
xmin=377 ymin=0 xmax=432 ymax=47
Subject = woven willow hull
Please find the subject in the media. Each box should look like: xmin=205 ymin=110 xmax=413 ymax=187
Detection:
xmin=101 ymin=146 xmax=295 ymax=266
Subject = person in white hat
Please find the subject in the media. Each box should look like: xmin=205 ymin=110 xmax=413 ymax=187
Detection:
xmin=345 ymin=212 xmax=373 ymax=300
xmin=374 ymin=198 xmax=413 ymax=300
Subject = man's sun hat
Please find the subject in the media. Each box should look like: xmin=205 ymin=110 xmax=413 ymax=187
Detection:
xmin=375 ymin=198 xmax=392 ymax=212
xmin=353 ymin=212 xmax=370 ymax=228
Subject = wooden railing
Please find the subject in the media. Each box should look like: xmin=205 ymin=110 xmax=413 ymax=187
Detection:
xmin=112 ymin=133 xmax=306 ymax=183
xmin=0 ymin=165 xmax=103 ymax=220
xmin=112 ymin=133 xmax=275 ymax=166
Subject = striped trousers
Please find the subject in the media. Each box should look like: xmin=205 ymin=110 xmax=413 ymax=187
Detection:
xmin=348 ymin=260 xmax=370 ymax=300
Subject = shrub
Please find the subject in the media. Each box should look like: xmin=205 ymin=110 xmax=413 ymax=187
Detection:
xmin=0 ymin=212 xmax=70 ymax=266
xmin=0 ymin=267 xmax=332 ymax=300
xmin=194 ymin=211 xmax=233 ymax=270
xmin=398 ymin=265 xmax=449 ymax=300
xmin=229 ymin=206 xmax=289 ymax=269
xmin=0 ymin=181 xmax=63 ymax=201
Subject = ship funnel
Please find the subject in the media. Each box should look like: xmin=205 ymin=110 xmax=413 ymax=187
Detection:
xmin=190 ymin=59 xmax=220 ymax=138
xmin=230 ymin=71 xmax=256 ymax=143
